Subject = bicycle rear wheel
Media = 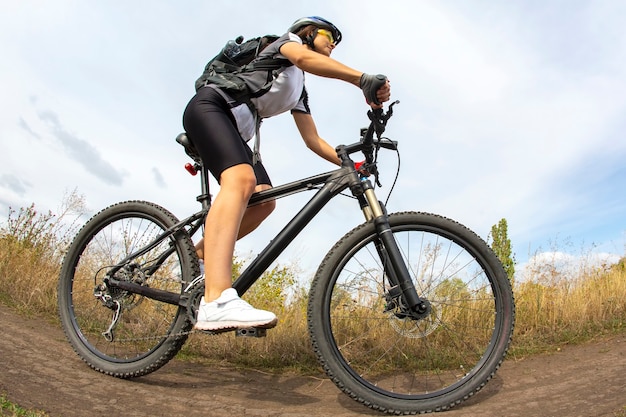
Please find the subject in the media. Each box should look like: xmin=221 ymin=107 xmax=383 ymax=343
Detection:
xmin=58 ymin=200 xmax=200 ymax=378
xmin=308 ymin=211 xmax=515 ymax=414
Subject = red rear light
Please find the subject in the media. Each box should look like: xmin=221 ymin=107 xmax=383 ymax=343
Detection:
xmin=185 ymin=163 xmax=197 ymax=176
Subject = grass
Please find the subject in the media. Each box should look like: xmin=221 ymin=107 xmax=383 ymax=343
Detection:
xmin=509 ymin=258 xmax=626 ymax=357
xmin=1 ymin=198 xmax=625 ymax=372
xmin=612 ymin=405 xmax=626 ymax=417
xmin=0 ymin=393 xmax=48 ymax=417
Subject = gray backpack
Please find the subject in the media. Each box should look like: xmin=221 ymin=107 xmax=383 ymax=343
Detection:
xmin=194 ymin=35 xmax=293 ymax=106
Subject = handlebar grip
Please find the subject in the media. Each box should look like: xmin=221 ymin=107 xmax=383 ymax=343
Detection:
xmin=360 ymin=74 xmax=387 ymax=105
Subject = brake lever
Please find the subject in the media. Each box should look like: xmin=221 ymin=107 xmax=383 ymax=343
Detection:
xmin=360 ymin=101 xmax=400 ymax=188
xmin=367 ymin=101 xmax=400 ymax=138
xmin=368 ymin=109 xmax=386 ymax=138
xmin=387 ymin=100 xmax=400 ymax=116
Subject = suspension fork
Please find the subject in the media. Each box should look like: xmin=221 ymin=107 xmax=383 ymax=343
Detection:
xmin=358 ymin=180 xmax=430 ymax=317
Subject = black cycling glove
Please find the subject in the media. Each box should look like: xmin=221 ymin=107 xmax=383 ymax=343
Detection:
xmin=360 ymin=73 xmax=387 ymax=105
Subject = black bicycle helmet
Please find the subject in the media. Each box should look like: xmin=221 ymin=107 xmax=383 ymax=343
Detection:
xmin=288 ymin=16 xmax=343 ymax=46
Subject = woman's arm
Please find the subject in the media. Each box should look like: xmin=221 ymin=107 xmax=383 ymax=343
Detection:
xmin=280 ymin=42 xmax=362 ymax=86
xmin=292 ymin=111 xmax=341 ymax=165
xmin=280 ymin=42 xmax=391 ymax=107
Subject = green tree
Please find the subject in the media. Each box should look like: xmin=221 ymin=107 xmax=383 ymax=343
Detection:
xmin=489 ymin=218 xmax=516 ymax=283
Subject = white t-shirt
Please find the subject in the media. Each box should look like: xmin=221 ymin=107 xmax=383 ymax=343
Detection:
xmin=213 ymin=33 xmax=309 ymax=141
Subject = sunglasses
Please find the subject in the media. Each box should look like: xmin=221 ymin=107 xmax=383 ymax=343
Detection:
xmin=317 ymin=29 xmax=336 ymax=45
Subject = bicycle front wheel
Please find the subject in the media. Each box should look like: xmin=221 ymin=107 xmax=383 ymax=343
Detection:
xmin=308 ymin=211 xmax=515 ymax=414
xmin=58 ymin=200 xmax=200 ymax=378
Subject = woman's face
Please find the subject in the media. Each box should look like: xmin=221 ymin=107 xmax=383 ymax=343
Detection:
xmin=312 ymin=29 xmax=336 ymax=56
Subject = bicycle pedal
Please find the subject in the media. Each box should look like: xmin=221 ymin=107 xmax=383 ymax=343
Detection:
xmin=196 ymin=328 xmax=234 ymax=336
xmin=235 ymin=327 xmax=267 ymax=338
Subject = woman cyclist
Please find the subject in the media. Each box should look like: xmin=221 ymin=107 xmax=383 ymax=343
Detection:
xmin=182 ymin=16 xmax=391 ymax=331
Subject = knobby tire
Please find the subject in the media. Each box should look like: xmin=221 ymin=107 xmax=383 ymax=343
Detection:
xmin=308 ymin=211 xmax=515 ymax=414
xmin=57 ymin=200 xmax=199 ymax=378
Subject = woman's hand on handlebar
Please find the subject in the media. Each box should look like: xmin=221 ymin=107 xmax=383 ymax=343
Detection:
xmin=370 ymin=80 xmax=391 ymax=109
xmin=360 ymin=74 xmax=391 ymax=109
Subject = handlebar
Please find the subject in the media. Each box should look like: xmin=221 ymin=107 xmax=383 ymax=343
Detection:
xmin=333 ymin=101 xmax=400 ymax=187
xmin=340 ymin=100 xmax=400 ymax=158
xmin=365 ymin=100 xmax=400 ymax=145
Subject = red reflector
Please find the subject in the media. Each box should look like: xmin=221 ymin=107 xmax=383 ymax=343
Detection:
xmin=185 ymin=163 xmax=197 ymax=176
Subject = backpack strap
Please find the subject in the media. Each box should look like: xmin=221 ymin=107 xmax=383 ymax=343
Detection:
xmin=243 ymin=58 xmax=292 ymax=73
xmin=252 ymin=115 xmax=262 ymax=165
xmin=246 ymin=58 xmax=292 ymax=165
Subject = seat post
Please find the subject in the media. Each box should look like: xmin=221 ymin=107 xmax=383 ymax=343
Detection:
xmin=197 ymin=166 xmax=212 ymax=212
xmin=176 ymin=132 xmax=212 ymax=212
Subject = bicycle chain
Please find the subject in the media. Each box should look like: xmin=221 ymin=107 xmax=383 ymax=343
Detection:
xmin=110 ymin=328 xmax=216 ymax=343
xmin=98 ymin=272 xmax=209 ymax=343
xmin=101 ymin=270 xmax=247 ymax=343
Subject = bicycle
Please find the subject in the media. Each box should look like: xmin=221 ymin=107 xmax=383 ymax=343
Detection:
xmin=58 ymin=101 xmax=515 ymax=414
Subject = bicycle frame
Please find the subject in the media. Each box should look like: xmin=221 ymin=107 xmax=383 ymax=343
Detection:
xmin=237 ymin=164 xmax=363 ymax=295
xmin=106 ymin=165 xmax=364 ymax=303
xmin=106 ymin=106 xmax=428 ymax=317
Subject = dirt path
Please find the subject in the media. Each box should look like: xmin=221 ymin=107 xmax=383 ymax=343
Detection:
xmin=0 ymin=304 xmax=624 ymax=417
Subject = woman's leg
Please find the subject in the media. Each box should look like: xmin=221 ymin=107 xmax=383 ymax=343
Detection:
xmin=238 ymin=184 xmax=275 ymax=239
xmin=194 ymin=163 xmax=277 ymax=331
xmin=195 ymin=184 xmax=275 ymax=260
xmin=183 ymin=87 xmax=276 ymax=330
xmin=201 ymin=163 xmax=257 ymax=302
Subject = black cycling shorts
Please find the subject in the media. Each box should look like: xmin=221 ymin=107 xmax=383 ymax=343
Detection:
xmin=182 ymin=86 xmax=271 ymax=186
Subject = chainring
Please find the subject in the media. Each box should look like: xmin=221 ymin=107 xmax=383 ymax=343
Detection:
xmin=182 ymin=275 xmax=205 ymax=325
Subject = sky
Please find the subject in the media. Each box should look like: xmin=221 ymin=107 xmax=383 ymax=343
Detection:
xmin=1 ymin=0 xmax=625 ymax=280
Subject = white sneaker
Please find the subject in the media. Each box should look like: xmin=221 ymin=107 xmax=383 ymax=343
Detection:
xmin=194 ymin=288 xmax=277 ymax=331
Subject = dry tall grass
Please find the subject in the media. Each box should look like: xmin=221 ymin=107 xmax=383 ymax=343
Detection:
xmin=0 ymin=196 xmax=84 ymax=316
xmin=513 ymin=260 xmax=625 ymax=355
xmin=1 ymin=199 xmax=625 ymax=371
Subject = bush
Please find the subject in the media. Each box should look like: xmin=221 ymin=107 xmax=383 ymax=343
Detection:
xmin=0 ymin=192 xmax=85 ymax=314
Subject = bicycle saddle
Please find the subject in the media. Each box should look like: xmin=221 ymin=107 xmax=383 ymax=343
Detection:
xmin=176 ymin=133 xmax=202 ymax=164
